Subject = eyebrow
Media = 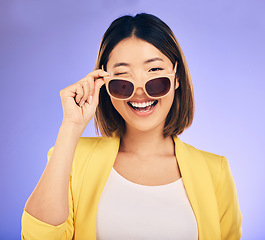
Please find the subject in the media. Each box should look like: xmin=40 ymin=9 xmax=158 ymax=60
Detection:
xmin=112 ymin=57 xmax=164 ymax=68
xmin=113 ymin=62 xmax=130 ymax=68
xmin=144 ymin=57 xmax=164 ymax=64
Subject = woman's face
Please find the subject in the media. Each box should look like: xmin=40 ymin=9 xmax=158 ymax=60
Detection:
xmin=106 ymin=37 xmax=178 ymax=135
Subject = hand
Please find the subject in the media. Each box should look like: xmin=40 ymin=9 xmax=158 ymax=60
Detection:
xmin=60 ymin=69 xmax=109 ymax=130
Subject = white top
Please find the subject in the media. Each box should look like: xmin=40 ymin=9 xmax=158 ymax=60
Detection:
xmin=96 ymin=167 xmax=198 ymax=240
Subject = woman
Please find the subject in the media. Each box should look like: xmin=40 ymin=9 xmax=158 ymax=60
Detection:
xmin=21 ymin=13 xmax=242 ymax=239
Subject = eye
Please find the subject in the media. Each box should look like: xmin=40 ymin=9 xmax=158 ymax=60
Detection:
xmin=114 ymin=72 xmax=128 ymax=76
xmin=149 ymin=67 xmax=164 ymax=72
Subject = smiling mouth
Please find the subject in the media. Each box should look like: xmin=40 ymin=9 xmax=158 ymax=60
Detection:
xmin=127 ymin=100 xmax=158 ymax=112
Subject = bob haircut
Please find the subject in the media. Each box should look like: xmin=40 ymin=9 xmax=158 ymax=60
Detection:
xmin=94 ymin=13 xmax=194 ymax=138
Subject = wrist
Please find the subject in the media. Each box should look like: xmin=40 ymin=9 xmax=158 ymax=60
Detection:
xmin=60 ymin=121 xmax=84 ymax=137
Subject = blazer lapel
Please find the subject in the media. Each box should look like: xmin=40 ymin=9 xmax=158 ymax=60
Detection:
xmin=75 ymin=136 xmax=120 ymax=240
xmin=173 ymin=136 xmax=221 ymax=239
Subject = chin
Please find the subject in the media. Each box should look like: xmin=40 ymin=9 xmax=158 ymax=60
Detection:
xmin=125 ymin=119 xmax=166 ymax=135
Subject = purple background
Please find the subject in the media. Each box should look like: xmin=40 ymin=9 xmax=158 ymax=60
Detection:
xmin=1 ymin=0 xmax=265 ymax=239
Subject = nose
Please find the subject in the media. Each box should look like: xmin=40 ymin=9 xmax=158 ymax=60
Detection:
xmin=132 ymin=71 xmax=148 ymax=97
xmin=135 ymin=86 xmax=145 ymax=96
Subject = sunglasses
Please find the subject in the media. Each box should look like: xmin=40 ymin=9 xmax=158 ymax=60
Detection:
xmin=103 ymin=63 xmax=178 ymax=100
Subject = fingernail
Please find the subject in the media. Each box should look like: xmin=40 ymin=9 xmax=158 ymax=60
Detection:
xmin=80 ymin=101 xmax=85 ymax=107
xmin=88 ymin=96 xmax=93 ymax=105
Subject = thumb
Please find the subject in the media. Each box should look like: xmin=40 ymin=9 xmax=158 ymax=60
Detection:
xmin=91 ymin=78 xmax=105 ymax=106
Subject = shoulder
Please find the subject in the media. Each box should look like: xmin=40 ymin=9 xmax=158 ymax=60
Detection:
xmin=178 ymin=138 xmax=226 ymax=190
xmin=180 ymin=139 xmax=224 ymax=166
xmin=75 ymin=136 xmax=119 ymax=154
xmin=47 ymin=136 xmax=118 ymax=169
xmin=47 ymin=137 xmax=104 ymax=160
xmin=72 ymin=135 xmax=119 ymax=171
xmin=73 ymin=136 xmax=117 ymax=164
xmin=185 ymin=142 xmax=225 ymax=170
xmin=75 ymin=137 xmax=104 ymax=153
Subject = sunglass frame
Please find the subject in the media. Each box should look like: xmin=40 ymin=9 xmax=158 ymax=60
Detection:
xmin=103 ymin=64 xmax=177 ymax=100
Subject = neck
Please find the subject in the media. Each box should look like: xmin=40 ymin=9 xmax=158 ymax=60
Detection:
xmin=119 ymin=127 xmax=175 ymax=158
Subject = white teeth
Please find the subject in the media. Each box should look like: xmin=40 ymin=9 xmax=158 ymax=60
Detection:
xmin=130 ymin=101 xmax=154 ymax=108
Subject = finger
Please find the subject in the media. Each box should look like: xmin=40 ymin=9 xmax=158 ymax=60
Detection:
xmin=89 ymin=78 xmax=105 ymax=106
xmin=82 ymin=75 xmax=95 ymax=104
xmin=75 ymin=82 xmax=84 ymax=106
xmin=79 ymin=69 xmax=109 ymax=86
xmin=78 ymin=81 xmax=90 ymax=107
xmin=80 ymin=70 xmax=109 ymax=105
xmin=78 ymin=76 xmax=95 ymax=106
xmin=85 ymin=69 xmax=109 ymax=79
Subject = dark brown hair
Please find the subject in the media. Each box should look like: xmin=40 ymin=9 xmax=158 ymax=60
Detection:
xmin=94 ymin=13 xmax=194 ymax=137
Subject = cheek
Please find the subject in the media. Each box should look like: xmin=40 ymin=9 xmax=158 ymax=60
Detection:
xmin=164 ymin=90 xmax=175 ymax=108
xmin=161 ymin=91 xmax=176 ymax=117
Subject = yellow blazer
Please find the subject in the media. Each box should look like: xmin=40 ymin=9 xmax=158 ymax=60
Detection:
xmin=21 ymin=135 xmax=242 ymax=239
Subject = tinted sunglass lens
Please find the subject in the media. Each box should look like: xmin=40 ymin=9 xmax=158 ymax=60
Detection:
xmin=108 ymin=79 xmax=134 ymax=99
xmin=146 ymin=77 xmax=171 ymax=97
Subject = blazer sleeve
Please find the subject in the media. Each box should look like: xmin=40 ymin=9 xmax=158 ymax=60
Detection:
xmin=215 ymin=156 xmax=243 ymax=240
xmin=21 ymin=147 xmax=74 ymax=240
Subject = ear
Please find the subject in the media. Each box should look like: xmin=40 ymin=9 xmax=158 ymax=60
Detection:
xmin=175 ymin=76 xmax=180 ymax=90
xmin=172 ymin=61 xmax=179 ymax=90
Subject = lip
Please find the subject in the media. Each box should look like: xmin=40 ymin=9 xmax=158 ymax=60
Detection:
xmin=128 ymin=98 xmax=154 ymax=103
xmin=127 ymin=101 xmax=158 ymax=117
